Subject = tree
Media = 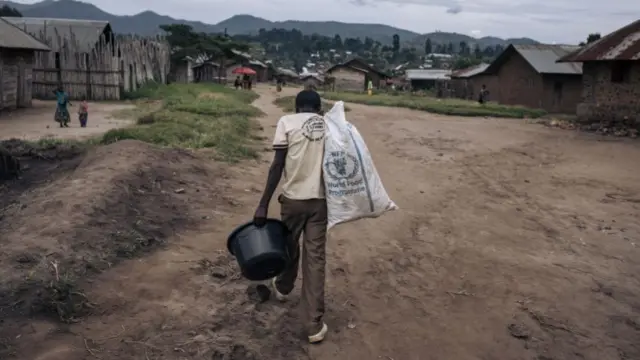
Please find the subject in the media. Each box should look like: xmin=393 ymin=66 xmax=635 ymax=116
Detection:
xmin=454 ymin=57 xmax=482 ymax=70
xmin=332 ymin=34 xmax=343 ymax=49
xmin=458 ymin=41 xmax=470 ymax=56
xmin=446 ymin=42 xmax=454 ymax=54
xmin=579 ymin=33 xmax=602 ymax=46
xmin=424 ymin=38 xmax=432 ymax=55
xmin=363 ymin=37 xmax=375 ymax=51
xmin=0 ymin=5 xmax=22 ymax=17
xmin=160 ymin=24 xmax=249 ymax=83
xmin=392 ymin=34 xmax=400 ymax=54
xmin=482 ymin=45 xmax=495 ymax=58
xmin=473 ymin=44 xmax=482 ymax=59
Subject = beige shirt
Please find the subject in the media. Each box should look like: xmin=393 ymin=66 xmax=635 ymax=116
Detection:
xmin=273 ymin=113 xmax=325 ymax=200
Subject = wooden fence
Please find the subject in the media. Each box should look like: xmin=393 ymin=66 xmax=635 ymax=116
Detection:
xmin=27 ymin=30 xmax=170 ymax=101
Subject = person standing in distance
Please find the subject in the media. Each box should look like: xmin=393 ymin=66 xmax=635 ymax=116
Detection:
xmin=254 ymin=89 xmax=329 ymax=344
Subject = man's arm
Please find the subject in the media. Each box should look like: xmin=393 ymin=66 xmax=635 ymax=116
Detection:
xmin=254 ymin=118 xmax=288 ymax=225
xmin=257 ymin=149 xmax=286 ymax=209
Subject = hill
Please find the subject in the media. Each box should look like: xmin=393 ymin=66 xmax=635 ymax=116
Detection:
xmin=0 ymin=0 xmax=539 ymax=46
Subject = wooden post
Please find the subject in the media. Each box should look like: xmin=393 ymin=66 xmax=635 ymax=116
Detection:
xmin=86 ymin=54 xmax=92 ymax=100
xmin=119 ymin=59 xmax=125 ymax=99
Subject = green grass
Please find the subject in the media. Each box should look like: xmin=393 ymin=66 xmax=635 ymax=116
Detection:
xmin=321 ymin=92 xmax=547 ymax=119
xmin=103 ymin=83 xmax=262 ymax=162
xmin=273 ymin=96 xmax=351 ymax=113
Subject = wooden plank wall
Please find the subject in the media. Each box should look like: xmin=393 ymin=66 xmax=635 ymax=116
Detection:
xmin=26 ymin=28 xmax=170 ymax=101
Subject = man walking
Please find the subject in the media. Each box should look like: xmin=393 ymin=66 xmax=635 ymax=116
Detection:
xmin=254 ymin=89 xmax=329 ymax=344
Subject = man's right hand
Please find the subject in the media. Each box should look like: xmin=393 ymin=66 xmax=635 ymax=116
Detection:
xmin=253 ymin=206 xmax=268 ymax=227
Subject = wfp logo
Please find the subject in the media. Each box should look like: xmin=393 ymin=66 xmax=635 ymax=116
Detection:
xmin=324 ymin=151 xmax=359 ymax=181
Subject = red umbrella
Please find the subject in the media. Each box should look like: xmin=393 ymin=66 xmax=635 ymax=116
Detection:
xmin=232 ymin=67 xmax=257 ymax=75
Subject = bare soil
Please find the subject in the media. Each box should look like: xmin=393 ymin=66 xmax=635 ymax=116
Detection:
xmin=1 ymin=85 xmax=640 ymax=360
xmin=0 ymin=100 xmax=135 ymax=141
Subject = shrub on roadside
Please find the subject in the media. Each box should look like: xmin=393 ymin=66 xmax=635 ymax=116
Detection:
xmin=102 ymin=83 xmax=262 ymax=162
xmin=322 ymin=92 xmax=546 ymax=119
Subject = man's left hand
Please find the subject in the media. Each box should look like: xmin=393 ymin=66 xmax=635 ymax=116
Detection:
xmin=253 ymin=206 xmax=268 ymax=227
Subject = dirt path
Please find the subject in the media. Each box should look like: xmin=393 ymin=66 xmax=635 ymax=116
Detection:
xmin=0 ymin=100 xmax=134 ymax=141
xmin=11 ymin=87 xmax=640 ymax=360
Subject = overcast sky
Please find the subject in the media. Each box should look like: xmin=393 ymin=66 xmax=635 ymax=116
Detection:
xmin=14 ymin=0 xmax=640 ymax=43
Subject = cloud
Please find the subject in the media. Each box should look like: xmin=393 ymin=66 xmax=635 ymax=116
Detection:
xmin=10 ymin=0 xmax=640 ymax=44
xmin=446 ymin=5 xmax=462 ymax=14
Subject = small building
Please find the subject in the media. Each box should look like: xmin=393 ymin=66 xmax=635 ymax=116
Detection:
xmin=301 ymin=74 xmax=324 ymax=90
xmin=484 ymin=44 xmax=583 ymax=113
xmin=172 ymin=56 xmax=194 ymax=83
xmin=0 ymin=17 xmax=50 ymax=112
xmin=247 ymin=59 xmax=268 ymax=82
xmin=192 ymin=61 xmax=220 ymax=83
xmin=405 ymin=69 xmax=451 ymax=92
xmin=325 ymin=58 xmax=390 ymax=92
xmin=450 ymin=63 xmax=493 ymax=100
xmin=556 ymin=19 xmax=640 ymax=125
xmin=3 ymin=17 xmax=169 ymax=100
xmin=3 ymin=17 xmax=113 ymax=53
xmin=276 ymin=68 xmax=299 ymax=84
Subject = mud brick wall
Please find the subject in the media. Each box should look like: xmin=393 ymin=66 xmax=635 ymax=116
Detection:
xmin=541 ymin=74 xmax=583 ymax=114
xmin=329 ymin=66 xmax=366 ymax=92
xmin=577 ymin=61 xmax=640 ymax=126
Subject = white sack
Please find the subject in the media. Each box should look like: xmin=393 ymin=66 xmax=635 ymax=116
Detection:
xmin=322 ymin=101 xmax=397 ymax=229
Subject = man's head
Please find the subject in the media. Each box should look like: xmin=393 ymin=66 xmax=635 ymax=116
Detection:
xmin=295 ymin=89 xmax=322 ymax=114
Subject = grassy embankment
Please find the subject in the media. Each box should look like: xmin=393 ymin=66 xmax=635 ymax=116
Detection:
xmin=31 ymin=83 xmax=263 ymax=162
xmin=106 ymin=83 xmax=263 ymax=161
xmin=322 ymin=92 xmax=546 ymax=119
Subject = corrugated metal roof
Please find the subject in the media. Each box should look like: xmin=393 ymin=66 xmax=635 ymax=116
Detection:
xmin=248 ymin=59 xmax=266 ymax=68
xmin=2 ymin=17 xmax=111 ymax=52
xmin=0 ymin=17 xmax=50 ymax=51
xmin=515 ymin=44 xmax=582 ymax=74
xmin=486 ymin=44 xmax=582 ymax=75
xmin=277 ymin=68 xmax=298 ymax=77
xmin=405 ymin=69 xmax=451 ymax=80
xmin=450 ymin=63 xmax=489 ymax=78
xmin=326 ymin=57 xmax=390 ymax=78
xmin=558 ymin=19 xmax=640 ymax=62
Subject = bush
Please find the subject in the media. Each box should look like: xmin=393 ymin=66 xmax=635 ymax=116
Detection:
xmin=322 ymin=92 xmax=547 ymax=119
xmin=102 ymin=83 xmax=262 ymax=162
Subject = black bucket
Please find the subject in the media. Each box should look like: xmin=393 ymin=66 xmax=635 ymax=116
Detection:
xmin=227 ymin=219 xmax=290 ymax=281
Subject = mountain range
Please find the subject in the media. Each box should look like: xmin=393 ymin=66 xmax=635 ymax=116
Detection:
xmin=1 ymin=0 xmax=539 ymax=47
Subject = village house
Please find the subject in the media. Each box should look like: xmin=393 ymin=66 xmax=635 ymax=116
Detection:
xmin=556 ymin=19 xmax=640 ymax=125
xmin=405 ymin=69 xmax=451 ymax=92
xmin=0 ymin=18 xmax=50 ymax=112
xmin=275 ymin=68 xmax=299 ymax=84
xmin=450 ymin=63 xmax=493 ymax=100
xmin=173 ymin=56 xmax=194 ymax=83
xmin=192 ymin=61 xmax=219 ymax=83
xmin=482 ymin=44 xmax=583 ymax=113
xmin=325 ymin=58 xmax=390 ymax=92
xmin=3 ymin=17 xmax=113 ymax=53
xmin=3 ymin=17 xmax=170 ymax=100
xmin=300 ymin=74 xmax=324 ymax=90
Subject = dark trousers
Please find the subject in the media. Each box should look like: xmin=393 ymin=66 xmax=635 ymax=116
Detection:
xmin=79 ymin=113 xmax=88 ymax=127
xmin=275 ymin=195 xmax=328 ymax=335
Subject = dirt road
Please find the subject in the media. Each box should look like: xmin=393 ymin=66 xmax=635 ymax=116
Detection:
xmin=0 ymin=100 xmax=134 ymax=141
xmin=7 ymin=86 xmax=640 ymax=360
